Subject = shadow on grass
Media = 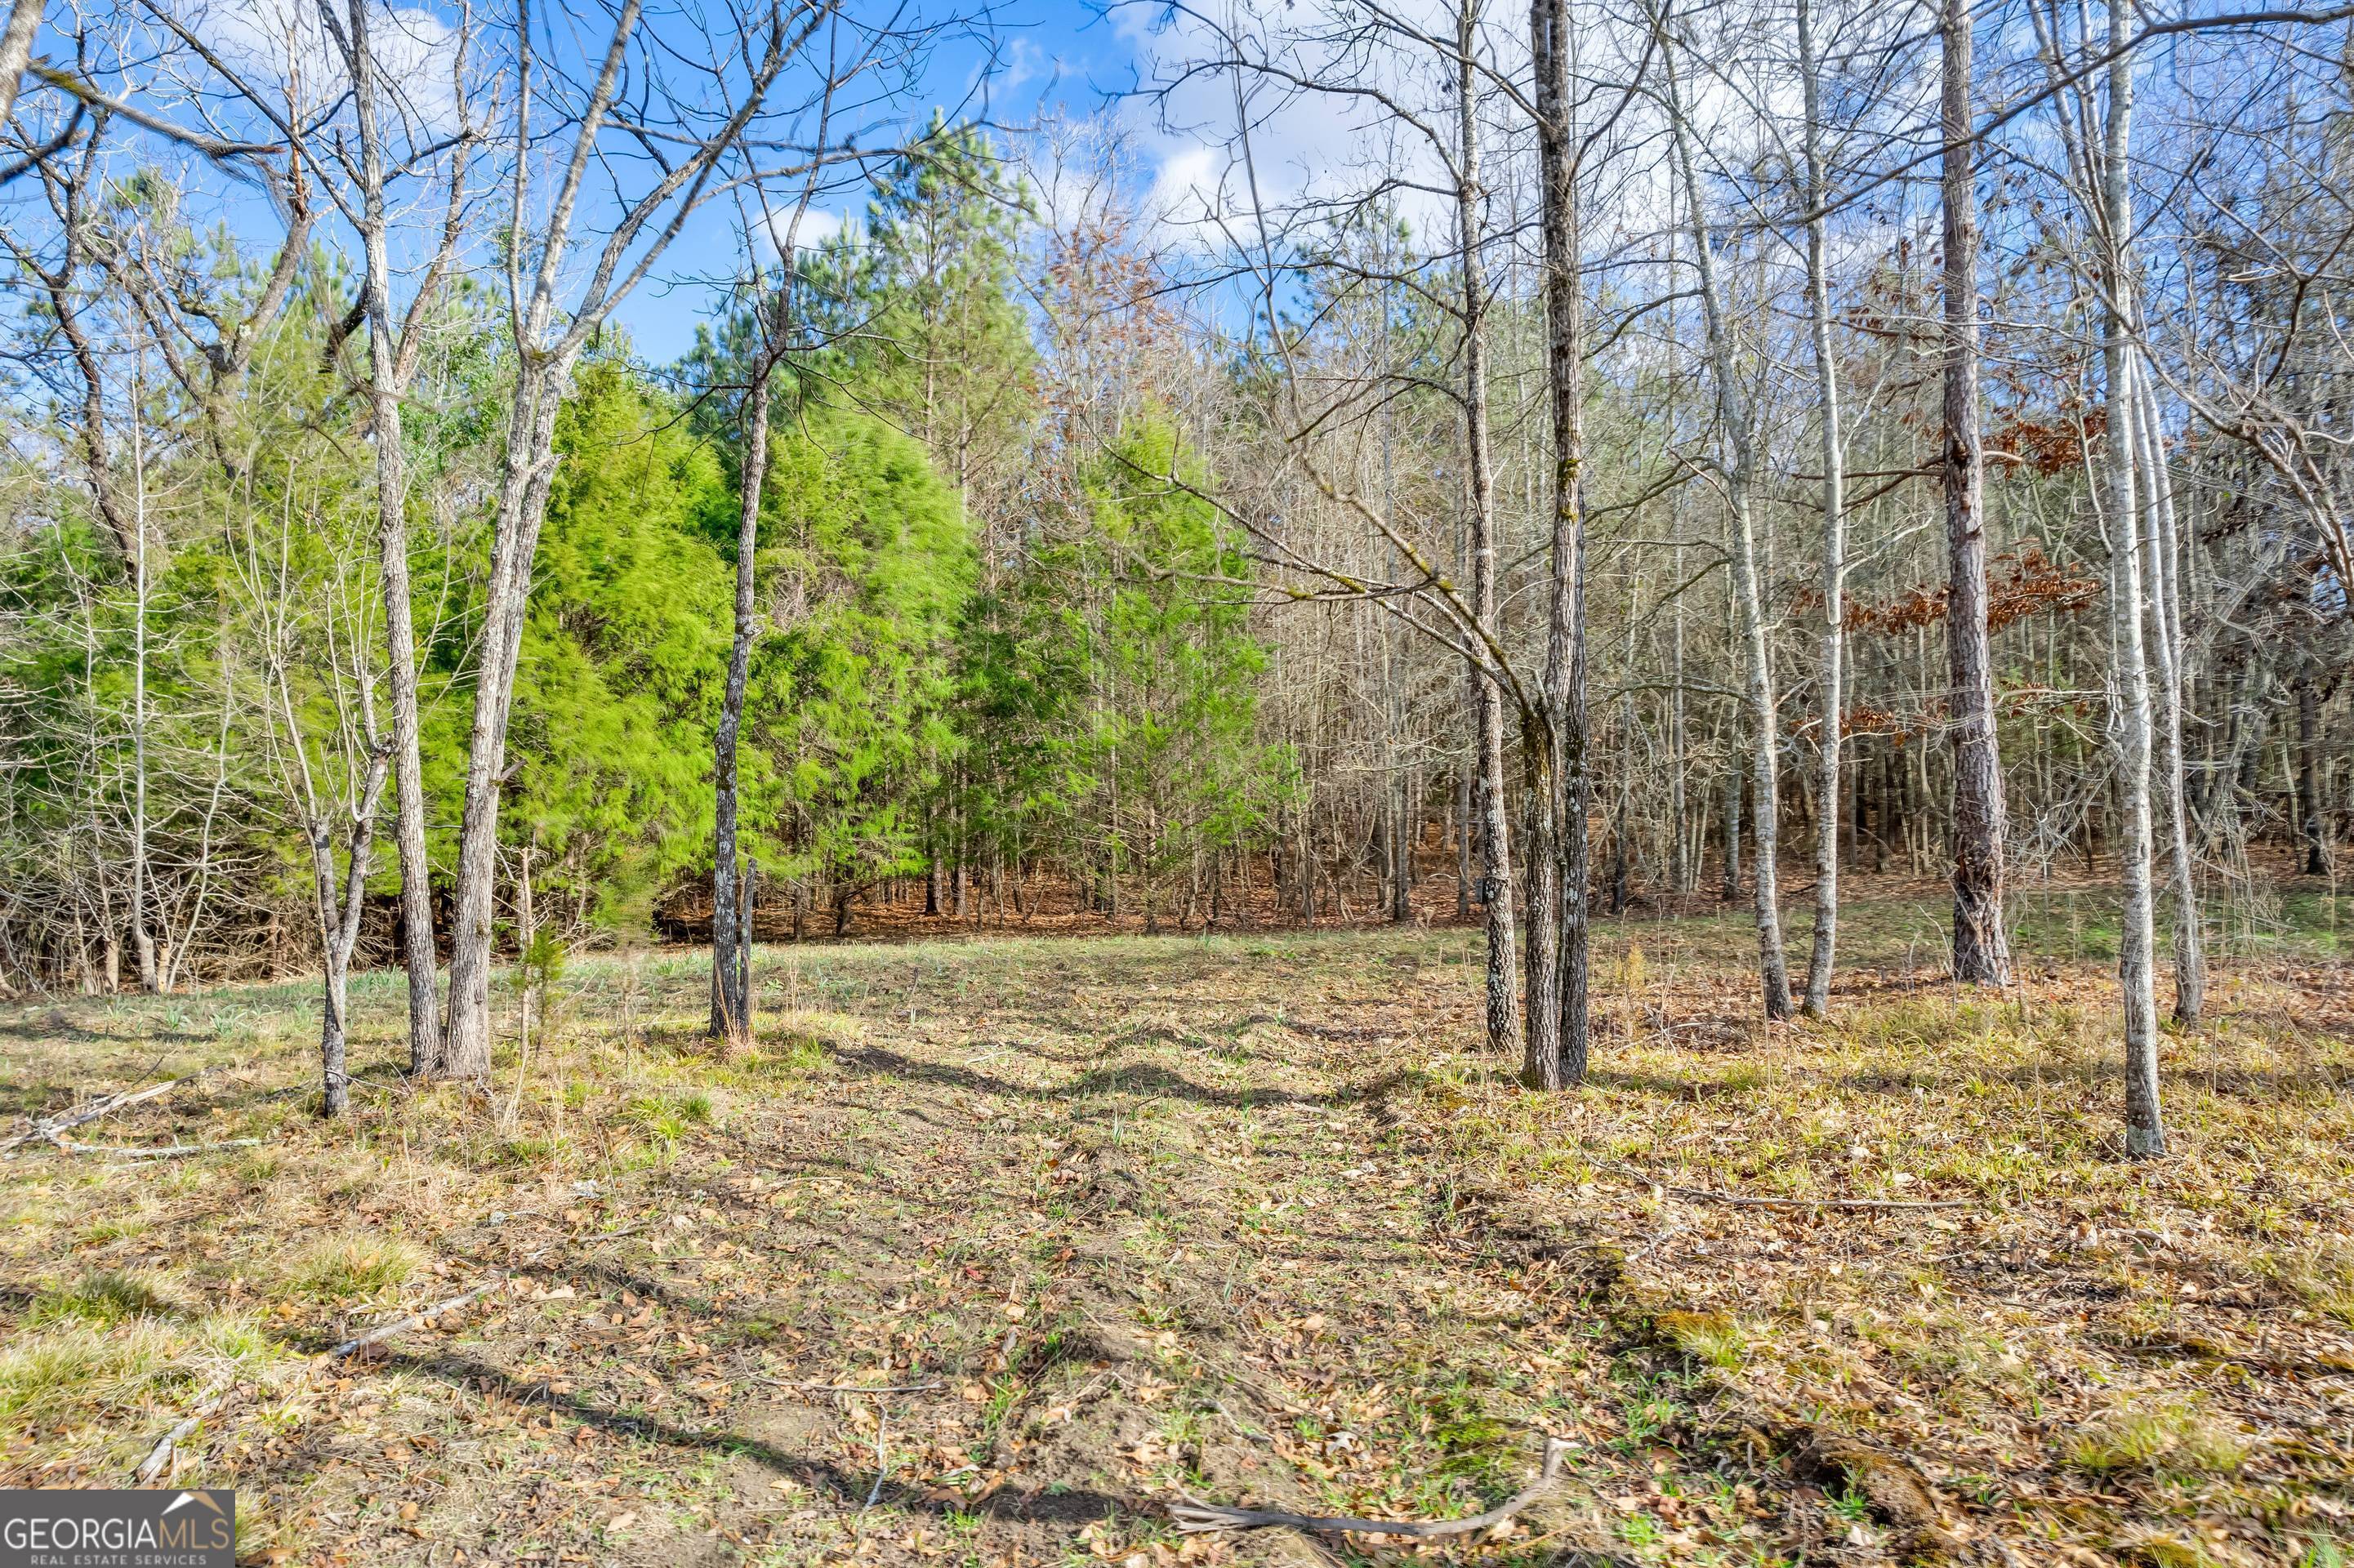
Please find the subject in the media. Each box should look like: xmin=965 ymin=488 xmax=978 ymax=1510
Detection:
xmin=382 ymin=1347 xmax=1147 ymax=1526
xmin=831 ymin=1040 xmax=1416 ymax=1112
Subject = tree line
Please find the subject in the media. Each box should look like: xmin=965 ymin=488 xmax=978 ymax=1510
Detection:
xmin=0 ymin=0 xmax=2347 ymax=1154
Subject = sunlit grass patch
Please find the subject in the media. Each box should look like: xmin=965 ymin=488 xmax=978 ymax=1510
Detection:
xmin=2253 ymin=1240 xmax=2354 ymax=1326
xmin=30 ymin=1269 xmax=178 ymax=1326
xmin=622 ymin=1088 xmax=716 ymax=1147
xmin=2 ymin=886 xmax=2349 ymax=1560
xmin=75 ymin=1212 xmax=153 ymax=1247
xmin=0 ymin=1310 xmax=268 ymax=1463
xmin=0 ymin=1318 xmax=185 ymax=1430
xmin=2066 ymin=1392 xmax=2249 ymax=1479
xmin=1656 ymin=1309 xmax=1747 ymax=1370
xmin=286 ymin=1232 xmax=425 ymax=1301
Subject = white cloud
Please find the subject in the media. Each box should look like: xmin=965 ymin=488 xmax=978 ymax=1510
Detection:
xmin=163 ymin=0 xmax=464 ymax=138
xmin=1105 ymin=0 xmax=1509 ymax=256
xmin=776 ymin=205 xmax=856 ymax=252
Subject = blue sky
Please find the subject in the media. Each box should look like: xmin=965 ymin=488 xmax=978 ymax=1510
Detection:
xmin=3 ymin=0 xmax=1158 ymax=368
xmin=610 ymin=0 xmax=1143 ymax=362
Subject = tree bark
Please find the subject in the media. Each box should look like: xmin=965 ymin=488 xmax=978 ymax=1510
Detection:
xmin=1799 ymin=0 xmax=1846 ymax=1019
xmin=314 ymin=750 xmax=391 ymax=1120
xmin=2298 ymin=675 xmax=2325 ymax=873
xmin=1527 ymin=0 xmax=1589 ymax=1087
xmin=1942 ymin=0 xmax=2014 ymax=987
xmin=1452 ymin=0 xmax=1520 ymax=1056
xmin=128 ymin=388 xmax=158 ymax=995
xmin=2133 ymin=380 xmax=2202 ymax=1022
xmin=713 ymin=296 xmax=778 ymax=1043
xmin=1722 ymin=753 xmax=1742 ymax=901
xmin=1456 ymin=750 xmax=1474 ymax=920
xmin=1665 ymin=26 xmax=1790 ymax=1019
xmin=2102 ymin=22 xmax=2165 ymax=1160
xmin=344 ymin=0 xmax=447 ymax=1073
xmin=442 ymin=365 xmax=572 ymax=1080
xmin=0 ymin=0 xmax=43 ymax=131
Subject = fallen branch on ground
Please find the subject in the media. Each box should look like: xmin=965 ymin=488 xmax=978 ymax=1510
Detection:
xmin=765 ymin=1379 xmax=944 ymax=1395
xmin=2 ymin=1065 xmax=228 ymax=1155
xmin=1173 ymin=1437 xmax=1568 ymax=1537
xmin=65 ymin=1138 xmax=262 ymax=1160
xmin=134 ymin=1274 xmax=515 ymax=1482
xmin=321 ymin=1276 xmax=511 ymax=1362
xmin=861 ymin=1410 xmax=891 ymax=1512
xmin=1595 ymin=1161 xmax=1972 ymax=1212
xmin=132 ymin=1379 xmax=243 ymax=1486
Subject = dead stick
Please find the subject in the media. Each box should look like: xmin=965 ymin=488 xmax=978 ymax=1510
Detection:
xmin=134 ymin=1275 xmax=511 ymax=1481
xmin=861 ymin=1410 xmax=891 ymax=1512
xmin=68 ymin=1138 xmax=262 ymax=1160
xmin=1174 ymin=1437 xmax=1568 ymax=1537
xmin=133 ymin=1383 xmax=242 ymax=1485
xmin=2 ymin=1066 xmax=226 ymax=1155
xmin=321 ymin=1277 xmax=509 ymax=1361
xmin=1594 ymin=1162 xmax=1972 ymax=1212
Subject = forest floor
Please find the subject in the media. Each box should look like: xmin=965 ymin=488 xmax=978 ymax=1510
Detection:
xmin=2 ymin=884 xmax=2352 ymax=1568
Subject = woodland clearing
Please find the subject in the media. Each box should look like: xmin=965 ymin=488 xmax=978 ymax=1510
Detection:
xmin=2 ymin=885 xmax=2351 ymax=1568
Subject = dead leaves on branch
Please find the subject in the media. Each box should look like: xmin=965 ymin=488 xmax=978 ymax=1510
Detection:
xmin=1794 ymin=547 xmax=2102 ymax=639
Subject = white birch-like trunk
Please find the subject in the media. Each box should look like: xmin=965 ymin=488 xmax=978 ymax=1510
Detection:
xmin=1798 ymin=0 xmax=1845 ymax=1018
xmin=2102 ymin=24 xmax=2165 ymax=1158
xmin=2132 ymin=379 xmax=2204 ymax=1023
xmin=1665 ymin=25 xmax=1791 ymax=1019
xmin=1451 ymin=0 xmax=1519 ymax=1055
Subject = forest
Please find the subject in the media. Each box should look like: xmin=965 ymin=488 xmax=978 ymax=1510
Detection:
xmin=1 ymin=0 xmax=2351 ymax=1562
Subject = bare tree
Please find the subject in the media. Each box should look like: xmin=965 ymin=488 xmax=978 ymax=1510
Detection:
xmin=317 ymin=0 xmax=478 ymax=1074
xmin=1448 ymin=0 xmax=1523 ymax=1061
xmin=1795 ymin=0 xmax=1844 ymax=1019
xmin=1661 ymin=8 xmax=1791 ymax=1020
xmin=1524 ymin=0 xmax=1590 ymax=1087
xmin=440 ymin=0 xmax=810 ymax=1080
xmin=230 ymin=455 xmax=394 ymax=1119
xmin=711 ymin=281 xmax=782 ymax=1044
xmin=1942 ymin=0 xmax=2012 ymax=988
xmin=2099 ymin=20 xmax=2164 ymax=1158
xmin=2133 ymin=377 xmax=2202 ymax=1022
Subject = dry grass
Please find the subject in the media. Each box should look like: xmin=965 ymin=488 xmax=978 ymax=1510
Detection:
xmin=0 ymin=885 xmax=2348 ymax=1566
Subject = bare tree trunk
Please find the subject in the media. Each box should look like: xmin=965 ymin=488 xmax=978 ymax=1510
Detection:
xmin=1456 ymin=748 xmax=1473 ymax=920
xmin=317 ymin=875 xmax=353 ymax=1117
xmin=1390 ymin=775 xmax=1412 ymax=922
xmin=1670 ymin=547 xmax=1691 ymax=893
xmin=1722 ymin=752 xmax=1741 ymax=902
xmin=1377 ymin=291 xmax=1416 ymax=931
xmin=2102 ymin=24 xmax=2165 ymax=1160
xmin=1527 ymin=0 xmax=1588 ymax=1087
xmin=1942 ymin=0 xmax=2013 ymax=987
xmin=127 ymin=386 xmax=158 ymax=994
xmin=926 ymin=806 xmax=943 ymax=915
xmin=443 ymin=0 xmax=786 ymax=1076
xmin=740 ymin=857 xmax=756 ymax=1007
xmin=1451 ymin=0 xmax=1519 ymax=1056
xmin=1665 ymin=26 xmax=1790 ymax=1018
xmin=443 ymin=368 xmax=570 ymax=1080
xmin=1799 ymin=0 xmax=1845 ymax=1019
xmin=713 ymin=298 xmax=778 ymax=1044
xmin=0 ymin=0 xmax=42 ymax=129
xmin=2133 ymin=381 xmax=2202 ymax=1023
xmin=2298 ymin=675 xmax=2325 ymax=873
xmin=314 ymin=751 xmax=391 ymax=1120
xmin=342 ymin=0 xmax=448 ymax=1073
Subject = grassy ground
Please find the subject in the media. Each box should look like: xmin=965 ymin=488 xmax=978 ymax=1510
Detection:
xmin=2 ymin=888 xmax=2351 ymax=1567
